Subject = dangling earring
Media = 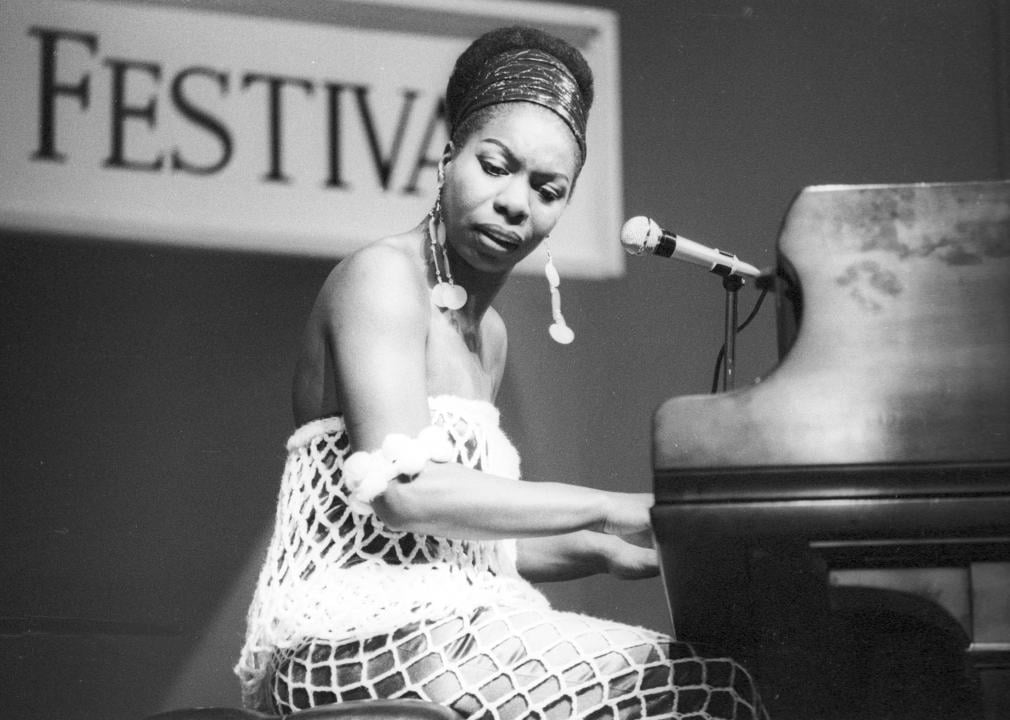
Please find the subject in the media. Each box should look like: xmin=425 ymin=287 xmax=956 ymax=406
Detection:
xmin=544 ymin=243 xmax=574 ymax=344
xmin=428 ymin=174 xmax=467 ymax=311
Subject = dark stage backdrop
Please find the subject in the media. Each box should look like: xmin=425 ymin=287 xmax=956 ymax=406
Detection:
xmin=1 ymin=1 xmax=1005 ymax=717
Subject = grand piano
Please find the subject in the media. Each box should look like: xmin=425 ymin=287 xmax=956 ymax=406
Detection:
xmin=650 ymin=180 xmax=1010 ymax=719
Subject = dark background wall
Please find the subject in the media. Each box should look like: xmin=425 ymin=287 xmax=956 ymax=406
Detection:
xmin=1 ymin=1 xmax=1005 ymax=717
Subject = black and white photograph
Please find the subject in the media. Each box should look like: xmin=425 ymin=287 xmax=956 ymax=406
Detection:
xmin=1 ymin=1 xmax=1007 ymax=719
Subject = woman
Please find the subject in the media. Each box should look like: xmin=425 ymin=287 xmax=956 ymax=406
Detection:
xmin=236 ymin=26 xmax=766 ymax=720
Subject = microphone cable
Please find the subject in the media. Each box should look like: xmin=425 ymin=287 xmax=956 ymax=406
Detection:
xmin=709 ymin=285 xmax=771 ymax=394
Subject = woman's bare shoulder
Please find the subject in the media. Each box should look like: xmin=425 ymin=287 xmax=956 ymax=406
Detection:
xmin=313 ymin=232 xmax=427 ymax=327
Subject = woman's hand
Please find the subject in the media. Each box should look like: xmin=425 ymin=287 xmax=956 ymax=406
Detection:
xmin=598 ymin=494 xmax=659 ymax=579
xmin=515 ymin=529 xmax=658 ymax=583
xmin=599 ymin=491 xmax=654 ymax=537
xmin=604 ymin=534 xmax=659 ymax=579
xmin=512 ymin=492 xmax=658 ymax=583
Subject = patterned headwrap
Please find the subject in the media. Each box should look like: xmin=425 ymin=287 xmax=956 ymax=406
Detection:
xmin=449 ymin=48 xmax=588 ymax=156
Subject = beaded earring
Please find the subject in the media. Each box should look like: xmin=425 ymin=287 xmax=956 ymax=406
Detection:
xmin=428 ymin=175 xmax=467 ymax=311
xmin=544 ymin=243 xmax=574 ymax=344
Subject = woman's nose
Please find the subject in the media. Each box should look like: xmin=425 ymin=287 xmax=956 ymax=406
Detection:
xmin=493 ymin=177 xmax=529 ymax=224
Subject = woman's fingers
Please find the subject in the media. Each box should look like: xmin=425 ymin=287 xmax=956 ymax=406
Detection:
xmin=606 ymin=537 xmax=659 ymax=579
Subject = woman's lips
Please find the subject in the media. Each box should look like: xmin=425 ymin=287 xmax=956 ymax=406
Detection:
xmin=475 ymin=224 xmax=522 ymax=251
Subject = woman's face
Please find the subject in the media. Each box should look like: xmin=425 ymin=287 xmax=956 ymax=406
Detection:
xmin=440 ymin=103 xmax=580 ymax=274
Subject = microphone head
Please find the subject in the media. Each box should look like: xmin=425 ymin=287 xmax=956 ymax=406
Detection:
xmin=620 ymin=216 xmax=661 ymax=255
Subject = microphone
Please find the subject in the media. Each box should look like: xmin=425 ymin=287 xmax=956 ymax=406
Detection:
xmin=620 ymin=216 xmax=761 ymax=279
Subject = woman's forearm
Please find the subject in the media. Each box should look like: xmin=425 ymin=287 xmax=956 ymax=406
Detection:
xmin=372 ymin=460 xmax=651 ymax=541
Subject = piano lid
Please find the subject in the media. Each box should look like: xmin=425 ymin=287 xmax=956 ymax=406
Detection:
xmin=653 ymin=180 xmax=1010 ymax=469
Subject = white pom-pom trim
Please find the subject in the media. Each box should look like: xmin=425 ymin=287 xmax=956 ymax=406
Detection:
xmin=418 ymin=425 xmax=456 ymax=463
xmin=343 ymin=426 xmax=455 ymax=516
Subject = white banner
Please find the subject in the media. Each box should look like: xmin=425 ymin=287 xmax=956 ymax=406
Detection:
xmin=0 ymin=0 xmax=623 ymax=276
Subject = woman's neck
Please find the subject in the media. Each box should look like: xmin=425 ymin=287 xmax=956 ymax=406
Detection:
xmin=425 ymin=221 xmax=509 ymax=324
xmin=454 ymin=253 xmax=507 ymax=322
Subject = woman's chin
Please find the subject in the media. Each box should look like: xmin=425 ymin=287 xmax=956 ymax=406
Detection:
xmin=459 ymin=243 xmax=524 ymax=274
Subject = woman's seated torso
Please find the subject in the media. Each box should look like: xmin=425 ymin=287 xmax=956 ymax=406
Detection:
xmin=254 ymin=234 xmax=543 ymax=649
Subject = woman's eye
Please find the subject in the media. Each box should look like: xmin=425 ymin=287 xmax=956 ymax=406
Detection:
xmin=480 ymin=160 xmax=507 ymax=176
xmin=539 ymin=186 xmax=563 ymax=202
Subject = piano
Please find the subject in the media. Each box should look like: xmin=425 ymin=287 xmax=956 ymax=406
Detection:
xmin=650 ymin=180 xmax=1010 ymax=719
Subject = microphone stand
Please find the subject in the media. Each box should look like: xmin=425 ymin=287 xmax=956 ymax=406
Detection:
xmin=721 ymin=273 xmax=745 ymax=391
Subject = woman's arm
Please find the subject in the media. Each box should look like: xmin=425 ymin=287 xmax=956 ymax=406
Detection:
xmin=516 ymin=531 xmax=659 ymax=583
xmin=321 ymin=241 xmax=434 ymax=447
xmin=322 ymin=241 xmax=651 ymax=541
xmin=375 ymin=464 xmax=653 ymax=540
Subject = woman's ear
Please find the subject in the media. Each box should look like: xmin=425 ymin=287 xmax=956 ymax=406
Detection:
xmin=437 ymin=142 xmax=454 ymax=178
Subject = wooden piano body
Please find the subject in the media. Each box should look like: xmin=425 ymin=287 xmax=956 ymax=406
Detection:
xmin=650 ymin=180 xmax=1010 ymax=719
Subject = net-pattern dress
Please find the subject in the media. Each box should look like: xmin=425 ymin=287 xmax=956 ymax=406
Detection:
xmin=235 ymin=395 xmax=767 ymax=719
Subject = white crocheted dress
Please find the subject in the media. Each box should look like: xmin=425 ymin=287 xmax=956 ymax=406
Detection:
xmin=235 ymin=395 xmax=766 ymax=720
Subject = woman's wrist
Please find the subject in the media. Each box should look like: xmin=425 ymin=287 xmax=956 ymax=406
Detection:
xmin=589 ymin=489 xmax=653 ymax=536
